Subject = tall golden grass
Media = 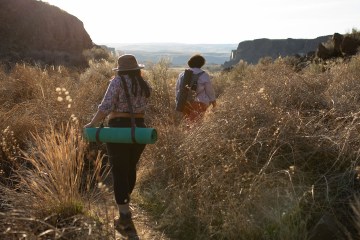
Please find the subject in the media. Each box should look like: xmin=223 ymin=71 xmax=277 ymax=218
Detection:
xmin=138 ymin=55 xmax=360 ymax=239
xmin=0 ymin=121 xmax=110 ymax=239
xmin=1 ymin=54 xmax=360 ymax=239
xmin=0 ymin=61 xmax=115 ymax=239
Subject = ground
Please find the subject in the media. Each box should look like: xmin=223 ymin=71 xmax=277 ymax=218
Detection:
xmin=101 ymin=176 xmax=170 ymax=240
xmin=124 ymin=203 xmax=170 ymax=240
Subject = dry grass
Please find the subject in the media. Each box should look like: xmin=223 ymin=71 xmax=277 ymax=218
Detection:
xmin=1 ymin=55 xmax=360 ymax=239
xmin=138 ymin=55 xmax=360 ymax=239
xmin=0 ymin=119 xmax=112 ymax=239
xmin=0 ymin=62 xmax=116 ymax=238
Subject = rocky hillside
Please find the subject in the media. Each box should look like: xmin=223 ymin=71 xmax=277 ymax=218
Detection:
xmin=223 ymin=36 xmax=330 ymax=68
xmin=224 ymin=32 xmax=360 ymax=69
xmin=0 ymin=0 xmax=93 ymax=67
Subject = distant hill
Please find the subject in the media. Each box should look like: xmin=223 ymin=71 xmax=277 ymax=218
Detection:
xmin=108 ymin=43 xmax=237 ymax=53
xmin=104 ymin=43 xmax=237 ymax=66
xmin=4 ymin=0 xmax=354 ymax=70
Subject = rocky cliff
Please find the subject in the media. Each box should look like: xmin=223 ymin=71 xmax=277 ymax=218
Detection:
xmin=0 ymin=0 xmax=93 ymax=67
xmin=223 ymin=36 xmax=330 ymax=68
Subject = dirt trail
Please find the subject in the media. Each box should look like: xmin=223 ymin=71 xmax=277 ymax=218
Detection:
xmin=106 ymin=201 xmax=170 ymax=240
xmin=101 ymin=180 xmax=170 ymax=240
xmin=129 ymin=204 xmax=170 ymax=240
xmin=100 ymin=167 xmax=170 ymax=239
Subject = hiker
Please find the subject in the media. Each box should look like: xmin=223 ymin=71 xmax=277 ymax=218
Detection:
xmin=84 ymin=54 xmax=151 ymax=239
xmin=175 ymin=54 xmax=216 ymax=122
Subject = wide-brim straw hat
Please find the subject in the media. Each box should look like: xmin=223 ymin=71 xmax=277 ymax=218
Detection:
xmin=112 ymin=54 xmax=144 ymax=71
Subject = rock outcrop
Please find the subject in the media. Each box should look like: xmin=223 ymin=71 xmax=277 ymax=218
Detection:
xmin=224 ymin=32 xmax=360 ymax=69
xmin=223 ymin=36 xmax=330 ymax=68
xmin=316 ymin=32 xmax=360 ymax=60
xmin=0 ymin=0 xmax=93 ymax=67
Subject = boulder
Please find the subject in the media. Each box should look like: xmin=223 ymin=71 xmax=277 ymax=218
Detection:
xmin=315 ymin=33 xmax=360 ymax=60
xmin=341 ymin=35 xmax=360 ymax=56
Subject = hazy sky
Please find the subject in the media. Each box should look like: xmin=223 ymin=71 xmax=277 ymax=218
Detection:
xmin=42 ymin=0 xmax=359 ymax=45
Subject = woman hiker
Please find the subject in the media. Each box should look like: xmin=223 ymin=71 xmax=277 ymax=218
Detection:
xmin=84 ymin=54 xmax=151 ymax=239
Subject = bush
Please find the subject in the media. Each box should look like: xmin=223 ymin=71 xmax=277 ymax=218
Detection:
xmin=2 ymin=56 xmax=360 ymax=239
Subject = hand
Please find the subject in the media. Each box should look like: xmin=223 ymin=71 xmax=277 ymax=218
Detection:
xmin=84 ymin=122 xmax=94 ymax=128
xmin=211 ymin=100 xmax=217 ymax=108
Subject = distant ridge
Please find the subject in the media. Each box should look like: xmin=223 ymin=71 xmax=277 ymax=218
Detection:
xmin=223 ymin=36 xmax=331 ymax=68
xmin=104 ymin=43 xmax=237 ymax=66
xmin=106 ymin=43 xmax=237 ymax=53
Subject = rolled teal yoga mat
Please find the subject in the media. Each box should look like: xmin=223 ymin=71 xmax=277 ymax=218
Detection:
xmin=84 ymin=127 xmax=157 ymax=144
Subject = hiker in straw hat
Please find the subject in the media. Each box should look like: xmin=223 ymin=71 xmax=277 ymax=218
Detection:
xmin=84 ymin=54 xmax=151 ymax=239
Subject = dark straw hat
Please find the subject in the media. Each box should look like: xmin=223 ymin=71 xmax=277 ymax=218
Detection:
xmin=187 ymin=54 xmax=205 ymax=68
xmin=112 ymin=54 xmax=144 ymax=71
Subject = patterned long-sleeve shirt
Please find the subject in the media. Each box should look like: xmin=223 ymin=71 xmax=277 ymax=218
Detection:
xmin=98 ymin=75 xmax=150 ymax=115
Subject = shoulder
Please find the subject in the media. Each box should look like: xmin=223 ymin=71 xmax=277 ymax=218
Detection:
xmin=198 ymin=71 xmax=208 ymax=77
xmin=190 ymin=68 xmax=207 ymax=77
xmin=177 ymin=71 xmax=185 ymax=79
xmin=110 ymin=76 xmax=121 ymax=84
xmin=108 ymin=76 xmax=121 ymax=89
xmin=197 ymin=70 xmax=210 ymax=82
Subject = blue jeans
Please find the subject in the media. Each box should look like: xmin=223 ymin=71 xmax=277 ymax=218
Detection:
xmin=106 ymin=117 xmax=146 ymax=204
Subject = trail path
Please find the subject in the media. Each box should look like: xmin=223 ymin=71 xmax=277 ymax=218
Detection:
xmin=101 ymin=178 xmax=171 ymax=240
xmin=127 ymin=204 xmax=170 ymax=240
xmin=106 ymin=201 xmax=170 ymax=240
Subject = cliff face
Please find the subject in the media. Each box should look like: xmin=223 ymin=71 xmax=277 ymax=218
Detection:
xmin=0 ymin=0 xmax=93 ymax=67
xmin=223 ymin=36 xmax=330 ymax=68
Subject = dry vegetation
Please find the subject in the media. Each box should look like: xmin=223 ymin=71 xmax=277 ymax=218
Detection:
xmin=1 ymin=52 xmax=360 ymax=240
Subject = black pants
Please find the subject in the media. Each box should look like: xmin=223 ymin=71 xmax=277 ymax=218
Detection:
xmin=106 ymin=117 xmax=146 ymax=204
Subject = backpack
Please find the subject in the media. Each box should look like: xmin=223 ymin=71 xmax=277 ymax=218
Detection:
xmin=175 ymin=69 xmax=205 ymax=112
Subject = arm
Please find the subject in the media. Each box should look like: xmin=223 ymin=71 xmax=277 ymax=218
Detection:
xmin=204 ymin=76 xmax=216 ymax=108
xmin=84 ymin=77 xmax=119 ymax=128
xmin=175 ymin=72 xmax=183 ymax=103
xmin=84 ymin=110 xmax=108 ymax=128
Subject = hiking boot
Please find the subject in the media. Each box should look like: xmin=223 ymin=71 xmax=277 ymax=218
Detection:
xmin=114 ymin=212 xmax=140 ymax=240
xmin=127 ymin=231 xmax=140 ymax=240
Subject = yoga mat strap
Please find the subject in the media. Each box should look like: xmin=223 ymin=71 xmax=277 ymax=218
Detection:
xmin=131 ymin=126 xmax=136 ymax=143
xmin=95 ymin=122 xmax=104 ymax=144
xmin=120 ymin=76 xmax=137 ymax=144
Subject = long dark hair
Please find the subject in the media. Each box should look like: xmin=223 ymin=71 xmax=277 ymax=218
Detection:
xmin=117 ymin=69 xmax=150 ymax=98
